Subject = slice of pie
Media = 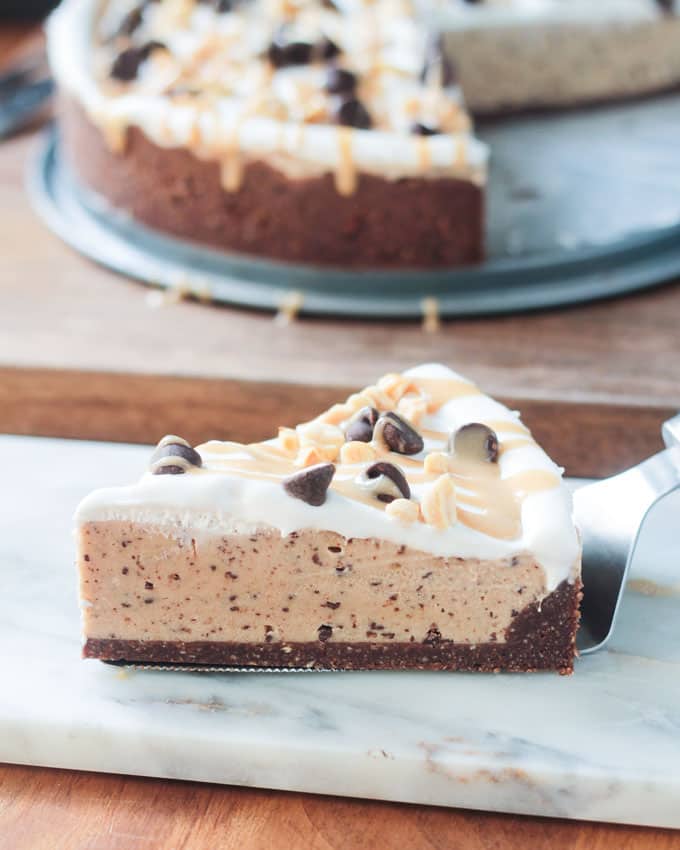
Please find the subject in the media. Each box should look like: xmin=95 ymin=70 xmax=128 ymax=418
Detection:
xmin=75 ymin=364 xmax=581 ymax=673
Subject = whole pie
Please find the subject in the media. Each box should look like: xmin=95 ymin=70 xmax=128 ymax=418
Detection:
xmin=47 ymin=0 xmax=679 ymax=268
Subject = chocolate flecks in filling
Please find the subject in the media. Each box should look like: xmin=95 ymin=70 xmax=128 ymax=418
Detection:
xmin=323 ymin=601 xmax=341 ymax=610
xmin=121 ymin=567 xmax=129 ymax=575
xmin=144 ymin=581 xmax=154 ymax=590
xmin=83 ymin=554 xmax=90 ymax=562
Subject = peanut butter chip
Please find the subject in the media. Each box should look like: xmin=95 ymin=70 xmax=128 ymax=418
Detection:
xmin=450 ymin=423 xmax=499 ymax=463
xmin=283 ymin=463 xmax=336 ymax=506
xmin=423 ymin=451 xmax=450 ymax=475
xmin=340 ymin=441 xmax=377 ymax=464
xmin=421 ymin=474 xmax=457 ymax=529
xmin=385 ymin=498 xmax=419 ymax=525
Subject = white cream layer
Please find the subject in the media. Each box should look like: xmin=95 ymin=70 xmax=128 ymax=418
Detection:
xmin=47 ymin=0 xmax=488 ymax=183
xmin=75 ymin=364 xmax=580 ymax=592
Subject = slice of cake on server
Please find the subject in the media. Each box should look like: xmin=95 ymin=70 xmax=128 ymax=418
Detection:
xmin=75 ymin=365 xmax=581 ymax=673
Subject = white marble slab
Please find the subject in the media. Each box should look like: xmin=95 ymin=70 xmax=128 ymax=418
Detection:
xmin=1 ymin=436 xmax=679 ymax=828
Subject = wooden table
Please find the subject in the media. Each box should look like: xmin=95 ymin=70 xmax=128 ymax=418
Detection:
xmin=2 ymin=23 xmax=680 ymax=850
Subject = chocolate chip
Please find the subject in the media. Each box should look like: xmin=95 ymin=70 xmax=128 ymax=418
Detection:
xmin=344 ymin=405 xmax=379 ymax=442
xmin=449 ymin=423 xmax=499 ymax=463
xmin=357 ymin=461 xmax=410 ymax=503
xmin=323 ymin=601 xmax=341 ymax=609
xmin=283 ymin=463 xmax=335 ymax=506
xmin=268 ymin=37 xmax=314 ymax=68
xmin=335 ymin=97 xmax=372 ymax=129
xmin=317 ymin=37 xmax=341 ymax=60
xmin=420 ymin=35 xmax=456 ymax=87
xmin=411 ymin=122 xmax=441 ymax=136
xmin=144 ymin=581 xmax=154 ymax=590
xmin=150 ymin=435 xmax=202 ymax=475
xmin=318 ymin=624 xmax=333 ymax=642
xmin=151 ymin=437 xmax=203 ymax=468
xmin=110 ymin=41 xmax=166 ymax=81
xmin=374 ymin=412 xmax=424 ymax=455
xmin=325 ymin=67 xmax=356 ymax=95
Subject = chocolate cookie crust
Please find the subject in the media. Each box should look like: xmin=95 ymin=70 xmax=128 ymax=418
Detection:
xmin=84 ymin=579 xmax=581 ymax=674
xmin=60 ymin=100 xmax=484 ymax=269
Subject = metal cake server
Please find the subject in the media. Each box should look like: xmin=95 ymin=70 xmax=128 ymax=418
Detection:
xmin=575 ymin=413 xmax=680 ymax=654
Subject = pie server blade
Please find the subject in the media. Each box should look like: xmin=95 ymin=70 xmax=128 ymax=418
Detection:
xmin=574 ymin=413 xmax=680 ymax=654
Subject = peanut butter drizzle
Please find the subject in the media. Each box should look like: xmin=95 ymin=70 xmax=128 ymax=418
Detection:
xmin=335 ymin=128 xmax=357 ymax=196
xmin=220 ymin=128 xmax=243 ymax=192
xmin=190 ymin=372 xmax=561 ymax=540
xmin=99 ymin=118 xmax=128 ymax=154
xmin=416 ymin=137 xmax=432 ymax=173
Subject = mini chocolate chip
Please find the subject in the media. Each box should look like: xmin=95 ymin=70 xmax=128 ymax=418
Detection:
xmin=358 ymin=461 xmax=410 ymax=503
xmin=317 ymin=37 xmax=341 ymax=60
xmin=151 ymin=440 xmax=203 ymax=469
xmin=325 ymin=67 xmax=356 ymax=95
xmin=283 ymin=463 xmax=335 ymax=506
xmin=268 ymin=38 xmax=313 ymax=68
xmin=335 ymin=97 xmax=372 ymax=129
xmin=110 ymin=40 xmax=166 ymax=81
xmin=420 ymin=35 xmax=456 ymax=87
xmin=449 ymin=422 xmax=499 ymax=463
xmin=374 ymin=412 xmax=424 ymax=455
xmin=144 ymin=581 xmax=154 ymax=590
xmin=323 ymin=601 xmax=341 ymax=610
xmin=411 ymin=122 xmax=441 ymax=136
xmin=344 ymin=405 xmax=379 ymax=442
xmin=318 ymin=624 xmax=333 ymax=642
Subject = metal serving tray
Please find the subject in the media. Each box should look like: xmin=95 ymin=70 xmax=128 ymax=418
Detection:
xmin=28 ymin=91 xmax=680 ymax=317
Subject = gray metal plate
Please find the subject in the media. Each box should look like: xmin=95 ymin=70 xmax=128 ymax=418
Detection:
xmin=28 ymin=95 xmax=680 ymax=317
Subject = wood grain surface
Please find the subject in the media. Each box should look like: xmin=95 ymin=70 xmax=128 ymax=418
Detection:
xmin=2 ymin=24 xmax=680 ymax=850
xmin=2 ymin=765 xmax=680 ymax=850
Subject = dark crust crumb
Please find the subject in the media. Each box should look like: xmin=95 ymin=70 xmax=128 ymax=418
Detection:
xmin=83 ymin=580 xmax=582 ymax=673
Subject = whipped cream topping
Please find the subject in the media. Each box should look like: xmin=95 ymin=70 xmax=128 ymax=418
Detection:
xmin=47 ymin=0 xmax=488 ymax=186
xmin=76 ymin=364 xmax=580 ymax=591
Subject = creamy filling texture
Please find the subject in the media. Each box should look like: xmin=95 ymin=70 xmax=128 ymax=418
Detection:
xmin=48 ymin=0 xmax=488 ymax=187
xmin=78 ymin=522 xmax=554 ymax=644
xmin=76 ymin=364 xmax=581 ymax=591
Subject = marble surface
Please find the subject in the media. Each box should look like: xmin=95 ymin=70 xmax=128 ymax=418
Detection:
xmin=1 ymin=436 xmax=679 ymax=828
